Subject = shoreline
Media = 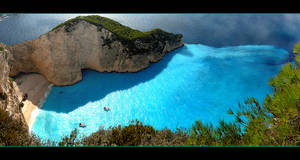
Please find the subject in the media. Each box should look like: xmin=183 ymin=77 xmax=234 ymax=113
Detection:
xmin=28 ymin=83 xmax=53 ymax=132
xmin=13 ymin=73 xmax=52 ymax=132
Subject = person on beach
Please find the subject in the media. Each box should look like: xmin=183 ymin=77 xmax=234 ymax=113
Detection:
xmin=22 ymin=93 xmax=28 ymax=101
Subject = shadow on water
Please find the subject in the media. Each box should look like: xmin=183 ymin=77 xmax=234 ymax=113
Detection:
xmin=41 ymin=46 xmax=192 ymax=113
xmin=176 ymin=46 xmax=194 ymax=57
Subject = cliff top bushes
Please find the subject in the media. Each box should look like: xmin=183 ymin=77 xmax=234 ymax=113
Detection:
xmin=61 ymin=120 xmax=188 ymax=146
xmin=50 ymin=15 xmax=177 ymax=40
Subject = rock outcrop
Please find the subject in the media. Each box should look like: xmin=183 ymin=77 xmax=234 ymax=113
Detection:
xmin=6 ymin=16 xmax=184 ymax=86
xmin=0 ymin=43 xmax=28 ymax=129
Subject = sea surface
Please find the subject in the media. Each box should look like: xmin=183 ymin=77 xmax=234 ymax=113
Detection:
xmin=0 ymin=14 xmax=295 ymax=142
xmin=31 ymin=44 xmax=289 ymax=142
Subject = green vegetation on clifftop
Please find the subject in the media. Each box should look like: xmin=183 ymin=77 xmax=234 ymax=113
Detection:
xmin=51 ymin=15 xmax=172 ymax=40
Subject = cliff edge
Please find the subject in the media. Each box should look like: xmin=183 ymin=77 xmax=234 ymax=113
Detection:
xmin=7 ymin=15 xmax=184 ymax=86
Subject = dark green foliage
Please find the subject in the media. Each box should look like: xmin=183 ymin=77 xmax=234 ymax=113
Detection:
xmin=81 ymin=120 xmax=188 ymax=146
xmin=259 ymin=43 xmax=300 ymax=145
xmin=50 ymin=15 xmax=145 ymax=40
xmin=227 ymin=97 xmax=272 ymax=145
xmin=0 ymin=46 xmax=4 ymax=52
xmin=50 ymin=15 xmax=180 ymax=41
xmin=0 ymin=108 xmax=42 ymax=146
xmin=82 ymin=120 xmax=157 ymax=146
xmin=80 ymin=127 xmax=112 ymax=146
xmin=215 ymin=120 xmax=242 ymax=145
xmin=109 ymin=120 xmax=156 ymax=146
xmin=58 ymin=128 xmax=80 ymax=146
xmin=186 ymin=121 xmax=217 ymax=146
xmin=185 ymin=120 xmax=242 ymax=146
xmin=9 ymin=77 xmax=14 ymax=82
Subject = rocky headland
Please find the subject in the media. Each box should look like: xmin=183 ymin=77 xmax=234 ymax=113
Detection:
xmin=6 ymin=15 xmax=184 ymax=86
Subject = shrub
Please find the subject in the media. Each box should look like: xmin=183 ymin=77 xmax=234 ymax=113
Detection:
xmin=0 ymin=108 xmax=42 ymax=146
xmin=81 ymin=120 xmax=188 ymax=146
xmin=58 ymin=128 xmax=81 ymax=146
xmin=9 ymin=77 xmax=14 ymax=82
xmin=80 ymin=126 xmax=112 ymax=146
xmin=108 ymin=120 xmax=156 ymax=146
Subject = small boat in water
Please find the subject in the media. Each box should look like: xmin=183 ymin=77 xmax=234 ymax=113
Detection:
xmin=104 ymin=107 xmax=111 ymax=111
xmin=79 ymin=123 xmax=86 ymax=128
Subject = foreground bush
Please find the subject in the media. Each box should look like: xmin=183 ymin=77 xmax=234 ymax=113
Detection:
xmin=79 ymin=120 xmax=188 ymax=146
xmin=0 ymin=108 xmax=42 ymax=146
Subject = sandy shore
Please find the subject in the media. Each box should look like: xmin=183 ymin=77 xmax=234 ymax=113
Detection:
xmin=13 ymin=73 xmax=52 ymax=131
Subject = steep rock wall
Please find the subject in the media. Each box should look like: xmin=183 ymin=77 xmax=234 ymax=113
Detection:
xmin=0 ymin=43 xmax=28 ymax=129
xmin=7 ymin=20 xmax=184 ymax=86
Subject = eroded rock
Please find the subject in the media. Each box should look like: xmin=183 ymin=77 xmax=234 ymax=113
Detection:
xmin=0 ymin=43 xmax=28 ymax=129
xmin=7 ymin=17 xmax=184 ymax=86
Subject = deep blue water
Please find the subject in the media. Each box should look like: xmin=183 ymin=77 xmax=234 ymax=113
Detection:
xmin=0 ymin=14 xmax=295 ymax=142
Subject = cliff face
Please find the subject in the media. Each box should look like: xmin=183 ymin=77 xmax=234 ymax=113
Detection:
xmin=7 ymin=18 xmax=184 ymax=86
xmin=0 ymin=43 xmax=27 ymax=129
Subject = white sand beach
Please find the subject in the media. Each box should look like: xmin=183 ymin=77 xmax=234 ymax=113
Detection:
xmin=13 ymin=73 xmax=52 ymax=131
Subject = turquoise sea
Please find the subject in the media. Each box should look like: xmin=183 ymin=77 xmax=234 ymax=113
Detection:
xmin=31 ymin=44 xmax=289 ymax=142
